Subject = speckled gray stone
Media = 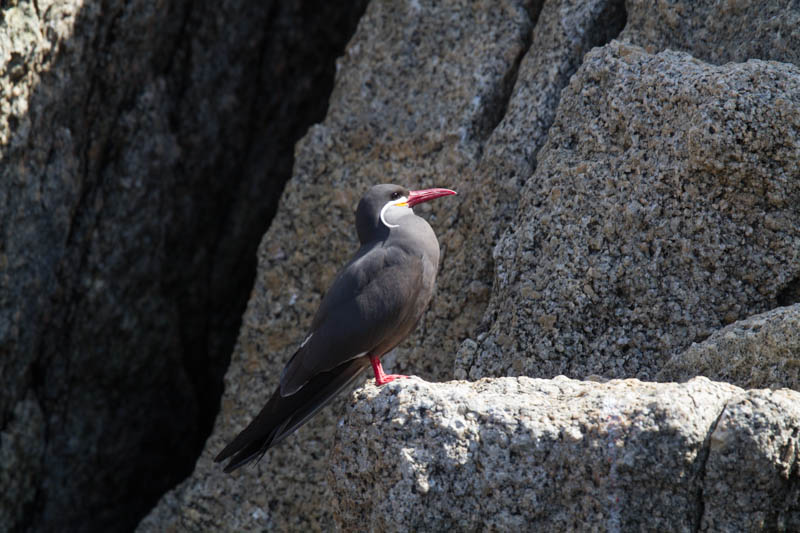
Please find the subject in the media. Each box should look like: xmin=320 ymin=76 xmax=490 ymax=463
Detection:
xmin=622 ymin=0 xmax=800 ymax=66
xmin=701 ymin=389 xmax=800 ymax=531
xmin=462 ymin=41 xmax=800 ymax=382
xmin=138 ymin=1 xmax=541 ymax=530
xmin=330 ymin=377 xmax=800 ymax=531
xmin=659 ymin=304 xmax=800 ymax=391
xmin=428 ymin=0 xmax=625 ymax=382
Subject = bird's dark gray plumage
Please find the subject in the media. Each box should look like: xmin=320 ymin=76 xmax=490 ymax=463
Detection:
xmin=215 ymin=183 xmax=456 ymax=472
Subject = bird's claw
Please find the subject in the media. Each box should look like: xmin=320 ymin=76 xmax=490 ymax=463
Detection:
xmin=375 ymin=374 xmax=409 ymax=386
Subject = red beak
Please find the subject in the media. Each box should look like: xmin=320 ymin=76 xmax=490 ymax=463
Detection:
xmin=407 ymin=188 xmax=457 ymax=207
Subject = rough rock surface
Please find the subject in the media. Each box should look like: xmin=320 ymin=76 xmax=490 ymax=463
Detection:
xmin=461 ymin=41 xmax=800 ymax=382
xmin=659 ymin=304 xmax=800 ymax=392
xmin=0 ymin=393 xmax=44 ymax=530
xmin=0 ymin=0 xmax=366 ymax=531
xmin=622 ymin=0 xmax=800 ymax=66
xmin=330 ymin=377 xmax=800 ymax=532
xmin=425 ymin=0 xmax=625 ymax=382
xmin=141 ymin=0 xmax=633 ymax=529
xmin=701 ymin=389 xmax=800 ymax=531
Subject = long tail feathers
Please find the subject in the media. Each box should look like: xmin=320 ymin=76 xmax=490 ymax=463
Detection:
xmin=215 ymin=357 xmax=370 ymax=473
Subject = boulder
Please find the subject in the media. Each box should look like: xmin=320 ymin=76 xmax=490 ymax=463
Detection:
xmin=659 ymin=304 xmax=800 ymax=391
xmin=142 ymin=3 xmax=800 ymax=531
xmin=463 ymin=41 xmax=800 ymax=381
xmin=427 ymin=0 xmax=625 ymax=382
xmin=329 ymin=377 xmax=800 ymax=532
xmin=4 ymin=0 xmax=799 ymax=529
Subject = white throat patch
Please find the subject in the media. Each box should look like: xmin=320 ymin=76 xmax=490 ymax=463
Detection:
xmin=380 ymin=197 xmax=410 ymax=228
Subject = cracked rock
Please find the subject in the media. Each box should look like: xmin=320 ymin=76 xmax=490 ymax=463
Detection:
xmin=438 ymin=0 xmax=626 ymax=383
xmin=1 ymin=0 xmax=368 ymax=530
xmin=701 ymin=389 xmax=800 ymax=531
xmin=467 ymin=41 xmax=800 ymax=382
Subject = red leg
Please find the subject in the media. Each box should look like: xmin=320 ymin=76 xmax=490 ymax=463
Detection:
xmin=370 ymin=354 xmax=409 ymax=385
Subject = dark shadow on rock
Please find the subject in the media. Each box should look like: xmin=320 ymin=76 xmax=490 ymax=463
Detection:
xmin=778 ymin=277 xmax=800 ymax=307
xmin=0 ymin=1 xmax=367 ymax=531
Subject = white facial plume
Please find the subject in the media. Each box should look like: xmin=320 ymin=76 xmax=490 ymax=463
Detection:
xmin=379 ymin=196 xmax=411 ymax=228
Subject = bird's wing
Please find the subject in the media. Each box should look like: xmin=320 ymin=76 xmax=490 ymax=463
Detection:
xmin=215 ymin=242 xmax=428 ymax=471
xmin=279 ymin=242 xmax=425 ymax=396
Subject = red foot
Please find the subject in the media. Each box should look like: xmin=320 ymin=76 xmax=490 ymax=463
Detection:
xmin=376 ymin=374 xmax=409 ymax=385
xmin=370 ymin=355 xmax=410 ymax=386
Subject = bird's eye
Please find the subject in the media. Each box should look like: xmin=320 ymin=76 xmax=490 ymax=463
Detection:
xmin=391 ymin=192 xmax=402 ymax=200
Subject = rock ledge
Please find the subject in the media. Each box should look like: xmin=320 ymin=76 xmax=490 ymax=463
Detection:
xmin=330 ymin=377 xmax=800 ymax=532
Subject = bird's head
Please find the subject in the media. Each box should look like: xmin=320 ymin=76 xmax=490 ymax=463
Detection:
xmin=356 ymin=184 xmax=456 ymax=243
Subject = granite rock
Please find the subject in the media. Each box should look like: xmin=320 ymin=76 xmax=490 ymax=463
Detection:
xmin=431 ymin=0 xmax=625 ymax=383
xmin=463 ymin=41 xmax=800 ymax=382
xmin=658 ymin=304 xmax=800 ymax=392
xmin=330 ymin=377 xmax=800 ymax=531
xmin=0 ymin=393 xmax=44 ymax=529
xmin=701 ymin=389 xmax=800 ymax=531
xmin=622 ymin=0 xmax=800 ymax=66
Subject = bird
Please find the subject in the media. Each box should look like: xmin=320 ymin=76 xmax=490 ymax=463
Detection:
xmin=215 ymin=183 xmax=456 ymax=472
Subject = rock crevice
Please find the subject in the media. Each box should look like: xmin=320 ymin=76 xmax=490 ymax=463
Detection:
xmin=692 ymin=398 xmax=729 ymax=532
